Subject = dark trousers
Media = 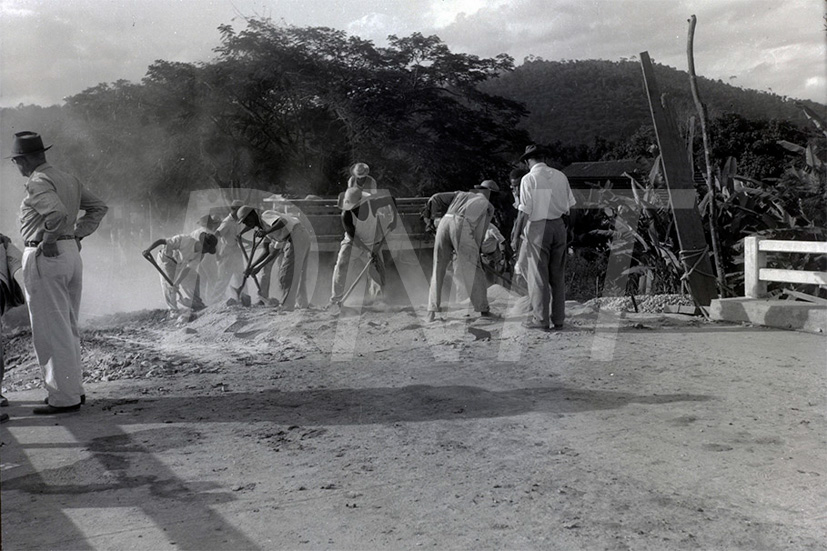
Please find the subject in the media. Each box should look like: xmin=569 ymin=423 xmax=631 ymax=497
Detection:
xmin=525 ymin=218 xmax=567 ymax=326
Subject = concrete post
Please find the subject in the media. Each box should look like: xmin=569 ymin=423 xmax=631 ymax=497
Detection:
xmin=744 ymin=236 xmax=767 ymax=298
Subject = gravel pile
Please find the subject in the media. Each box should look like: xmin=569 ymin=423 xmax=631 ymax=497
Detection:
xmin=584 ymin=294 xmax=694 ymax=313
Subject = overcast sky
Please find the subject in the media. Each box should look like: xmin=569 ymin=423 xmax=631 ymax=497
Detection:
xmin=0 ymin=0 xmax=825 ymax=107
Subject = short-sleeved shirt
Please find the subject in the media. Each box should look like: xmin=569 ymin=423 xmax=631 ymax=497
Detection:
xmin=424 ymin=192 xmax=458 ymax=221
xmin=161 ymin=234 xmax=200 ymax=268
xmin=19 ymin=162 xmax=108 ymax=243
xmin=518 ymin=162 xmax=576 ymax=222
xmin=260 ymin=211 xmax=303 ymax=244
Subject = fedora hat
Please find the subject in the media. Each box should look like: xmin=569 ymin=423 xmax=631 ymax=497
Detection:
xmin=351 ymin=162 xmax=370 ymax=178
xmin=8 ymin=131 xmax=51 ymax=158
xmin=339 ymin=187 xmax=371 ymax=211
xmin=518 ymin=144 xmax=545 ymax=163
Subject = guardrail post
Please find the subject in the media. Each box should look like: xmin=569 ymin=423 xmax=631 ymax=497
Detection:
xmin=744 ymin=236 xmax=767 ymax=298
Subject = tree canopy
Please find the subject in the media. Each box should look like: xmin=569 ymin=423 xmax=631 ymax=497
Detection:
xmin=48 ymin=20 xmax=531 ymax=221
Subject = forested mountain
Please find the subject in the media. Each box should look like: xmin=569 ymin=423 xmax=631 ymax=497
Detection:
xmin=1 ymin=22 xmax=823 ymax=229
xmin=482 ymin=58 xmax=825 ymax=147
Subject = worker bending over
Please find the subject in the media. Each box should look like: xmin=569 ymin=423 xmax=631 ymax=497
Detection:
xmin=427 ymin=181 xmax=500 ymax=322
xmin=238 ymin=206 xmax=312 ymax=311
xmin=143 ymin=232 xmax=217 ymax=323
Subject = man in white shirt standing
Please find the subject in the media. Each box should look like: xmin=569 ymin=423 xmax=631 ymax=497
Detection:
xmin=511 ymin=145 xmax=576 ymax=330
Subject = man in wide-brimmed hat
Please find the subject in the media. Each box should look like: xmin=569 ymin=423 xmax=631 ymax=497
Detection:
xmin=328 ymin=186 xmax=397 ymax=308
xmin=511 ymin=145 xmax=576 ymax=330
xmin=427 ymin=181 xmax=501 ymax=321
xmin=347 ymin=162 xmax=377 ymax=191
xmin=8 ymin=131 xmax=108 ymax=414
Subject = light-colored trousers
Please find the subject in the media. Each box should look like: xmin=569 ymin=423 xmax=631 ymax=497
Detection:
xmin=525 ymin=218 xmax=567 ymax=326
xmin=274 ymin=227 xmax=311 ymax=310
xmin=428 ymin=214 xmax=489 ymax=313
xmin=22 ymin=241 xmax=84 ymax=407
xmin=157 ymin=253 xmax=201 ymax=314
xmin=330 ymin=238 xmax=384 ymax=304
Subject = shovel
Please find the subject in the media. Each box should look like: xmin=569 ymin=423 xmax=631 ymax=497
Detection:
xmin=143 ymin=251 xmax=187 ymax=303
xmin=237 ymin=234 xmax=262 ymax=292
xmin=336 ymin=254 xmax=375 ymax=307
xmin=143 ymin=250 xmax=174 ymax=287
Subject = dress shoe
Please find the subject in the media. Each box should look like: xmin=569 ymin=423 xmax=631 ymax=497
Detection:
xmin=44 ymin=394 xmax=85 ymax=405
xmin=0 ymin=394 xmax=8 ymax=407
xmin=522 ymin=320 xmax=550 ymax=331
xmin=0 ymin=413 xmax=9 ymax=423
xmin=33 ymin=403 xmax=81 ymax=415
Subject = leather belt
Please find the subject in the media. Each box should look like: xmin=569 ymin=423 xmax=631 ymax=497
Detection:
xmin=24 ymin=235 xmax=76 ymax=248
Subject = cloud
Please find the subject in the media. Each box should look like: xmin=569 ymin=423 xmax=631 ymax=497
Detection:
xmin=429 ymin=0 xmax=825 ymax=102
xmin=0 ymin=0 xmax=823 ymax=106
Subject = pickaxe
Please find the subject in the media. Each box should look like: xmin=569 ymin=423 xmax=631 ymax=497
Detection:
xmin=142 ymin=250 xmax=187 ymax=303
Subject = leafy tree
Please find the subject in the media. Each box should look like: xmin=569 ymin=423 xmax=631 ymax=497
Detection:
xmin=211 ymin=21 xmax=531 ymax=195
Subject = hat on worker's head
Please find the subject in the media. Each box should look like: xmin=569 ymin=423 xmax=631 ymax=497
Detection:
xmin=339 ymin=187 xmax=371 ymax=211
xmin=7 ymin=131 xmax=51 ymax=158
xmin=351 ymin=162 xmax=370 ymax=178
xmin=199 ymin=232 xmax=218 ymax=253
xmin=236 ymin=205 xmax=257 ymax=226
xmin=477 ymin=180 xmax=500 ymax=193
xmin=197 ymin=214 xmax=221 ymax=231
xmin=230 ymin=200 xmax=245 ymax=210
xmin=518 ymin=144 xmax=546 ymax=163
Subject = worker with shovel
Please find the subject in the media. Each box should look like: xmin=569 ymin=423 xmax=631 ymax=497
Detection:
xmin=238 ymin=206 xmax=312 ymax=311
xmin=328 ymin=187 xmax=397 ymax=310
xmin=143 ymin=232 xmax=217 ymax=323
xmin=214 ymin=200 xmax=252 ymax=305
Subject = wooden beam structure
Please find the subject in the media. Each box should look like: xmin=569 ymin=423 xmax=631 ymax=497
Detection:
xmin=639 ymin=51 xmax=718 ymax=306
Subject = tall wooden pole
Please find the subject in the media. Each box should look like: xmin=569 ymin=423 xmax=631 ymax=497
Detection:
xmin=687 ymin=15 xmax=726 ymax=293
xmin=639 ymin=51 xmax=718 ymax=307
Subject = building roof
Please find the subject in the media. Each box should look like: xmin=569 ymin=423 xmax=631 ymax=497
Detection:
xmin=563 ymin=159 xmax=646 ymax=180
xmin=562 ymin=158 xmax=653 ymax=188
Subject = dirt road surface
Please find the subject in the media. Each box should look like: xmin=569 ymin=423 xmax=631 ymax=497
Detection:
xmin=1 ymin=291 xmax=825 ymax=550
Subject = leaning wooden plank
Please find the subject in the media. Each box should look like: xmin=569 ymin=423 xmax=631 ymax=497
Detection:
xmin=639 ymin=51 xmax=719 ymax=306
xmin=781 ymin=289 xmax=827 ymax=304
xmin=760 ymin=269 xmax=827 ymax=286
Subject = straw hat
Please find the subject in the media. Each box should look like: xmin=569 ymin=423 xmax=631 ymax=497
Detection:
xmin=339 ymin=187 xmax=371 ymax=210
xmin=351 ymin=162 xmax=370 ymax=178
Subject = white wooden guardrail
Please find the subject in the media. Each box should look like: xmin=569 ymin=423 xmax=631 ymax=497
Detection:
xmin=744 ymin=236 xmax=827 ymax=298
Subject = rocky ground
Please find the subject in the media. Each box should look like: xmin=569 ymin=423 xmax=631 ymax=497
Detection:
xmin=1 ymin=290 xmax=825 ymax=550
